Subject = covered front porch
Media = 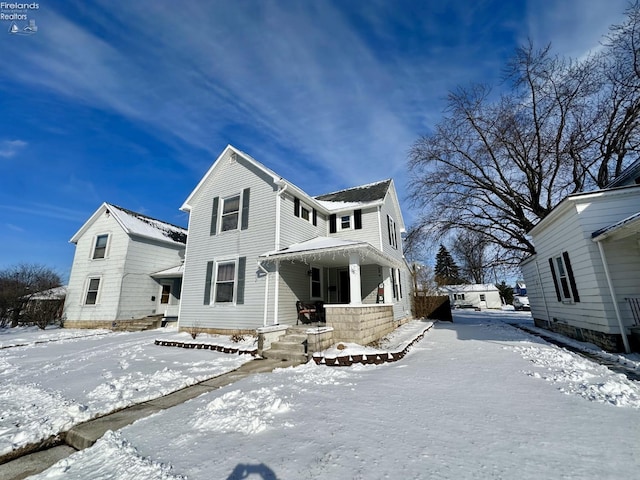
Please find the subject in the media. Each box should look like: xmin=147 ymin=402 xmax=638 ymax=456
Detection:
xmin=150 ymin=264 xmax=184 ymax=323
xmin=258 ymin=237 xmax=407 ymax=345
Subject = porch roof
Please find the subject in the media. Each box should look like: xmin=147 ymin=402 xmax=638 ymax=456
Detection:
xmin=592 ymin=210 xmax=640 ymax=242
xmin=259 ymin=236 xmax=403 ymax=268
xmin=150 ymin=263 xmax=184 ymax=278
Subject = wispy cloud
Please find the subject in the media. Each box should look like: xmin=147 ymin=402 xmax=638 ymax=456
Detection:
xmin=0 ymin=139 xmax=27 ymax=158
xmin=0 ymin=203 xmax=88 ymax=223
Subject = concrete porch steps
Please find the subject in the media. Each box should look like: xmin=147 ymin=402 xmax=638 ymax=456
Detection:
xmin=113 ymin=316 xmax=162 ymax=332
xmin=262 ymin=331 xmax=308 ymax=363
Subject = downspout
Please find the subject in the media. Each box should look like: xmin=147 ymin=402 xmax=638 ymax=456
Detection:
xmin=272 ymin=181 xmax=288 ymax=324
xmin=257 ymin=261 xmax=270 ymax=327
xmin=596 ymin=240 xmax=631 ymax=353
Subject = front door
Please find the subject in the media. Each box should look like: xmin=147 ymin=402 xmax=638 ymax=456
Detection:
xmin=338 ymin=268 xmax=350 ymax=304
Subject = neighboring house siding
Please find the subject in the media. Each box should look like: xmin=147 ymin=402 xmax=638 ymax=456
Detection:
xmin=64 ymin=214 xmax=128 ymax=322
xmin=118 ymin=236 xmax=184 ymax=319
xmin=523 ymin=188 xmax=640 ymax=335
xmin=180 ymin=154 xmax=277 ymax=330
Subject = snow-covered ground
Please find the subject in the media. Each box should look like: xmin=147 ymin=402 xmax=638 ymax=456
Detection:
xmin=17 ymin=310 xmax=640 ymax=479
xmin=0 ymin=327 xmax=255 ymax=456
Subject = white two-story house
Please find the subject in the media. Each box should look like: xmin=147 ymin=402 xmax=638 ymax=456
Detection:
xmin=63 ymin=203 xmax=187 ymax=329
xmin=178 ymin=145 xmax=413 ymax=345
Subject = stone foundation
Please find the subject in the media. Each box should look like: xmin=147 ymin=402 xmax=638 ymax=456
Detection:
xmin=64 ymin=320 xmax=120 ymax=329
xmin=533 ymin=317 xmax=625 ymax=352
xmin=305 ymin=327 xmax=334 ymax=354
xmin=325 ymin=304 xmax=402 ymax=345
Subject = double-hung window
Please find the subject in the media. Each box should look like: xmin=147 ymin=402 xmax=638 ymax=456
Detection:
xmin=387 ymin=215 xmax=398 ymax=249
xmin=85 ymin=278 xmax=100 ymax=305
xmin=204 ymin=257 xmax=247 ymax=305
xmin=93 ymin=234 xmax=108 ymax=259
xmin=215 ymin=261 xmax=236 ymax=303
xmin=221 ymin=195 xmax=240 ymax=232
xmin=340 ymin=215 xmax=351 ymax=230
xmin=548 ymin=252 xmax=580 ymax=303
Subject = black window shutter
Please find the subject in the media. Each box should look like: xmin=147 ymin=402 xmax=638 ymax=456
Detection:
xmin=294 ymin=197 xmax=300 ymax=217
xmin=241 ymin=188 xmax=250 ymax=230
xmin=312 ymin=208 xmax=317 ymax=226
xmin=548 ymin=258 xmax=562 ymax=302
xmin=387 ymin=215 xmax=392 ymax=244
xmin=562 ymin=252 xmax=580 ymax=302
xmin=398 ymin=269 xmax=403 ymax=298
xmin=204 ymin=261 xmax=214 ymax=304
xmin=354 ymin=209 xmax=362 ymax=229
xmin=210 ymin=197 xmax=219 ymax=236
xmin=329 ymin=214 xmax=337 ymax=233
xmin=236 ymin=257 xmax=246 ymax=304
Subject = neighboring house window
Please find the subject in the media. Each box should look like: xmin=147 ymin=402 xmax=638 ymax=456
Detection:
xmin=160 ymin=284 xmax=171 ymax=304
xmin=310 ymin=266 xmax=322 ymax=298
xmin=204 ymin=257 xmax=246 ymax=305
xmin=85 ymin=278 xmax=100 ymax=305
xmin=387 ymin=215 xmax=398 ymax=249
xmin=548 ymin=252 xmax=581 ymax=303
xmin=93 ymin=234 xmax=108 ymax=259
xmin=480 ymin=294 xmax=486 ymax=301
xmin=294 ymin=197 xmax=317 ymax=226
xmin=455 ymin=293 xmax=465 ymax=301
xmin=210 ymin=189 xmax=250 ymax=235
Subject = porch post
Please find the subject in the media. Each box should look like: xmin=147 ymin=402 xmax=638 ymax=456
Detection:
xmin=348 ymin=252 xmax=362 ymax=305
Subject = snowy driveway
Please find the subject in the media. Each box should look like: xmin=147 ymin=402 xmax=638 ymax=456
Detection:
xmin=0 ymin=328 xmax=253 ymax=456
xmin=30 ymin=311 xmax=640 ymax=480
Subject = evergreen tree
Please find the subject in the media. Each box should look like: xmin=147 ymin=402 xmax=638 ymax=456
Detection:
xmin=434 ymin=245 xmax=462 ymax=286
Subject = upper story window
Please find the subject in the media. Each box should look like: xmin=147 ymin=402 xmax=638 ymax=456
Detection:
xmin=294 ymin=197 xmax=317 ymax=225
xmin=210 ymin=188 xmax=250 ymax=235
xmin=93 ymin=234 xmax=108 ymax=259
xmin=221 ymin=195 xmax=240 ymax=232
xmin=85 ymin=277 xmax=100 ymax=305
xmin=330 ymin=209 xmax=362 ymax=233
xmin=340 ymin=215 xmax=351 ymax=230
xmin=387 ymin=215 xmax=398 ymax=249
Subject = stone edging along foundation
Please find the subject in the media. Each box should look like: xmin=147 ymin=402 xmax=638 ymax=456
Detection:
xmin=154 ymin=339 xmax=258 ymax=356
xmin=154 ymin=322 xmax=435 ymax=366
xmin=312 ymin=323 xmax=435 ymax=367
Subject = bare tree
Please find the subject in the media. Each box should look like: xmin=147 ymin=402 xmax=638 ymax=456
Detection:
xmin=0 ymin=264 xmax=62 ymax=328
xmin=451 ymin=230 xmax=489 ymax=284
xmin=408 ymin=6 xmax=640 ymax=264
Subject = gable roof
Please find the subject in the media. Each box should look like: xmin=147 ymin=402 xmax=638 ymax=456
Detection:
xmin=181 ymin=145 xmax=406 ymax=228
xmin=605 ymin=158 xmax=640 ymax=188
xmin=70 ymin=203 xmax=187 ymax=246
xmin=315 ymin=179 xmax=392 ymax=204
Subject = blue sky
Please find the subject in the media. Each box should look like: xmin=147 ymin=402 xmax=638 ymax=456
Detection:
xmin=0 ymin=0 xmax=630 ymax=281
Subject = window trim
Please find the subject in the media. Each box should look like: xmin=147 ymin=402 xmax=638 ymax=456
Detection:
xmin=92 ymin=234 xmax=109 ymax=260
xmin=310 ymin=266 xmax=323 ymax=300
xmin=213 ymin=258 xmax=238 ymax=304
xmin=294 ymin=197 xmax=316 ymax=225
xmin=84 ymin=277 xmax=101 ymax=305
xmin=549 ymin=252 xmax=581 ymax=304
xmin=220 ymin=194 xmax=241 ymax=233
xmin=340 ymin=214 xmax=351 ymax=230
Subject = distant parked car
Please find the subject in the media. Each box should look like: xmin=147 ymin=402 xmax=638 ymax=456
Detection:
xmin=513 ymin=295 xmax=530 ymax=311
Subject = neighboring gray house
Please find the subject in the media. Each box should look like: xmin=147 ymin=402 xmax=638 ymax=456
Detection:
xmin=520 ymin=184 xmax=640 ymax=352
xmin=63 ymin=203 xmax=187 ymax=329
xmin=178 ymin=145 xmax=413 ymax=346
xmin=439 ymin=284 xmax=502 ymax=310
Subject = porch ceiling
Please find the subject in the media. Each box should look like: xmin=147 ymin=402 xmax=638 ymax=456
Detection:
xmin=259 ymin=236 xmax=403 ymax=268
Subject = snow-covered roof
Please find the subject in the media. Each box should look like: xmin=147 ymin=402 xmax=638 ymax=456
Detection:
xmin=439 ymin=284 xmax=499 ymax=293
xmin=27 ymin=286 xmax=67 ymax=300
xmin=70 ymin=203 xmax=187 ymax=246
xmin=106 ymin=204 xmax=187 ymax=245
xmin=591 ymin=210 xmax=640 ymax=242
